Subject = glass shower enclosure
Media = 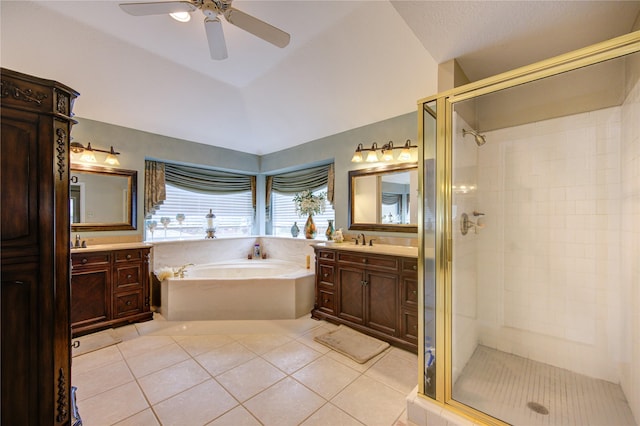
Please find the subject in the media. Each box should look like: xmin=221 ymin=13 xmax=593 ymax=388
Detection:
xmin=418 ymin=31 xmax=640 ymax=425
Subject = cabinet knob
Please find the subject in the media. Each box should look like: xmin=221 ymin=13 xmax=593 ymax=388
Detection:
xmin=412 ymin=290 xmax=417 ymax=295
xmin=323 ymin=273 xmax=328 ymax=278
xmin=126 ymin=301 xmax=132 ymax=306
xmin=324 ymin=299 xmax=330 ymax=304
xmin=71 ymin=340 xmax=80 ymax=349
xmin=413 ymin=265 xmax=417 ymax=271
xmin=127 ymin=274 xmax=132 ymax=280
xmin=81 ymin=258 xmax=88 ymax=264
xmin=362 ymin=259 xmax=367 ymax=264
xmin=126 ymin=254 xmax=132 ymax=260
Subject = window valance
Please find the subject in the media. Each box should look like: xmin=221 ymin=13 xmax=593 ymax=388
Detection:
xmin=164 ymin=163 xmax=253 ymax=194
xmin=266 ymin=163 xmax=335 ymax=208
xmin=145 ymin=160 xmax=256 ymax=218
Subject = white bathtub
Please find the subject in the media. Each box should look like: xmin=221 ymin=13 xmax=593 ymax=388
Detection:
xmin=159 ymin=259 xmax=315 ymax=321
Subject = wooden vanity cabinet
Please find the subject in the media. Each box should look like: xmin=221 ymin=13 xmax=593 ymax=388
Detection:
xmin=71 ymin=247 xmax=152 ymax=337
xmin=1 ymin=68 xmax=78 ymax=425
xmin=312 ymin=246 xmax=418 ymax=353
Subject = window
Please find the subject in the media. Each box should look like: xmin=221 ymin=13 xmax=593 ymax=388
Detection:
xmin=145 ymin=183 xmax=253 ymax=241
xmin=271 ymin=187 xmax=335 ymax=238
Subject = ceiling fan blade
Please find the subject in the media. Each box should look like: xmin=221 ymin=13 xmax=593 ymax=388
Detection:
xmin=204 ymin=17 xmax=228 ymax=60
xmin=223 ymin=7 xmax=290 ymax=48
xmin=119 ymin=1 xmax=197 ymax=16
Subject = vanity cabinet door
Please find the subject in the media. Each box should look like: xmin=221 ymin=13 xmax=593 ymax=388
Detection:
xmin=70 ymin=267 xmax=111 ymax=329
xmin=366 ymin=270 xmax=398 ymax=336
xmin=337 ymin=266 xmax=365 ymax=325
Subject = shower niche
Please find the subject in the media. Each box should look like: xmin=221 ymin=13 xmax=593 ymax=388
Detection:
xmin=416 ymin=32 xmax=640 ymax=426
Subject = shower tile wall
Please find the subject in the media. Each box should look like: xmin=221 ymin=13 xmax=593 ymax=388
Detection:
xmin=621 ymin=55 xmax=640 ymax=422
xmin=475 ymin=107 xmax=623 ymax=383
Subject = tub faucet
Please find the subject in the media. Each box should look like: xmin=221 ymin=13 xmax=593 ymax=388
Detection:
xmin=174 ymin=263 xmax=193 ymax=278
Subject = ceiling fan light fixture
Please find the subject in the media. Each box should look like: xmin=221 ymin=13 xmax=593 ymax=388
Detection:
xmin=119 ymin=0 xmax=291 ymax=60
xmin=170 ymin=11 xmax=191 ymax=22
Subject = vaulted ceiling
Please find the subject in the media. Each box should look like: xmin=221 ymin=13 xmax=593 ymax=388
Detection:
xmin=2 ymin=1 xmax=638 ymax=155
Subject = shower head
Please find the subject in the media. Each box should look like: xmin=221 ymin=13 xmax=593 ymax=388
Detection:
xmin=462 ymin=128 xmax=487 ymax=146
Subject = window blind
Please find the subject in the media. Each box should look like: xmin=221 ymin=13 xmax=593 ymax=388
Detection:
xmin=271 ymin=187 xmax=335 ymax=238
xmin=145 ymin=184 xmax=253 ymax=240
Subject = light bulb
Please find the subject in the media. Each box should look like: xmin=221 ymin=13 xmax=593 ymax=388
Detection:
xmin=365 ymin=150 xmax=378 ymax=163
xmin=381 ymin=149 xmax=394 ymax=162
xmin=170 ymin=11 xmax=191 ymax=22
xmin=80 ymin=148 xmax=96 ymax=163
xmin=398 ymin=148 xmax=411 ymax=161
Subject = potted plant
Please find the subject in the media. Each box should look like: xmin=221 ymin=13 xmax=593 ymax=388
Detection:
xmin=293 ymin=190 xmax=326 ymax=239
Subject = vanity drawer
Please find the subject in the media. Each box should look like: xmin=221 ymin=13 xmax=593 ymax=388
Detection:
xmin=402 ymin=259 xmax=418 ymax=274
xmin=317 ymin=250 xmax=335 ymax=262
xmin=318 ymin=264 xmax=335 ymax=285
xmin=337 ymin=252 xmax=399 ymax=271
xmin=113 ymin=290 xmax=143 ymax=318
xmin=401 ymin=309 xmax=419 ymax=343
xmin=402 ymin=276 xmax=418 ymax=306
xmin=115 ymin=249 xmax=143 ymax=262
xmin=72 ymin=252 xmax=111 ymax=267
xmin=115 ymin=265 xmax=142 ymax=290
xmin=318 ymin=288 xmax=335 ymax=315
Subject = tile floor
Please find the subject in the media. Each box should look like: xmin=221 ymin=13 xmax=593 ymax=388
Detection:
xmin=72 ymin=314 xmax=418 ymax=426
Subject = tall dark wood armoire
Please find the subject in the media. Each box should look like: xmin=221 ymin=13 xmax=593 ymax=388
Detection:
xmin=1 ymin=68 xmax=79 ymax=425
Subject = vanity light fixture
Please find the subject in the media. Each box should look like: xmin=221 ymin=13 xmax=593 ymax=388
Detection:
xmin=365 ymin=142 xmax=379 ymax=162
xmin=70 ymin=141 xmax=121 ymax=166
xmin=350 ymin=139 xmax=417 ymax=163
xmin=351 ymin=143 xmax=365 ymax=163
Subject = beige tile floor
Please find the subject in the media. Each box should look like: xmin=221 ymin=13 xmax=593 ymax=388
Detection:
xmin=72 ymin=315 xmax=418 ymax=426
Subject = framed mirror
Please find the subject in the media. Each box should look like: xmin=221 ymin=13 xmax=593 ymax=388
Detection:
xmin=348 ymin=163 xmax=418 ymax=233
xmin=70 ymin=164 xmax=137 ymax=231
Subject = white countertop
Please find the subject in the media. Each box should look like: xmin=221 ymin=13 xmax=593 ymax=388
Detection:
xmin=312 ymin=242 xmax=420 ymax=258
xmin=70 ymin=242 xmax=152 ymax=253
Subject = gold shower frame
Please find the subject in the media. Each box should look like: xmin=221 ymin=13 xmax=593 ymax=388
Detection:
xmin=416 ymin=30 xmax=640 ymax=425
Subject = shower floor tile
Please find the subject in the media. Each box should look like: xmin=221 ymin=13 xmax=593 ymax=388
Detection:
xmin=453 ymin=345 xmax=637 ymax=426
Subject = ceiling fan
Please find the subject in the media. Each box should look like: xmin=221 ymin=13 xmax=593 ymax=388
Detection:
xmin=119 ymin=0 xmax=290 ymax=60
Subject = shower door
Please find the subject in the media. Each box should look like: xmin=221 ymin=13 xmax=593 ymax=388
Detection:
xmin=447 ymin=48 xmax=640 ymax=426
xmin=420 ymin=99 xmax=438 ymax=399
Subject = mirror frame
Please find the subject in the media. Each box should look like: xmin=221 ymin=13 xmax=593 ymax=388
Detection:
xmin=348 ymin=162 xmax=418 ymax=233
xmin=70 ymin=163 xmax=137 ymax=232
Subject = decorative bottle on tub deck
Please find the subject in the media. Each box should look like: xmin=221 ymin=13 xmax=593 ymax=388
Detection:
xmin=291 ymin=221 xmax=300 ymax=237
